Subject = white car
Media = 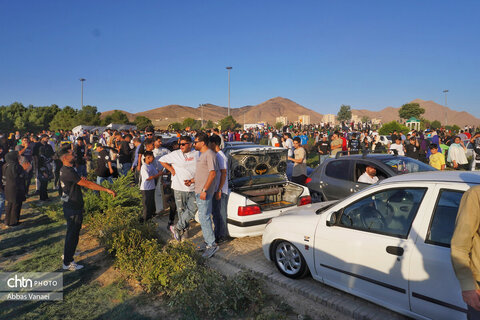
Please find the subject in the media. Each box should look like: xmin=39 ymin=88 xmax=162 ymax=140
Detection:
xmin=263 ymin=171 xmax=480 ymax=319
xmin=223 ymin=142 xmax=311 ymax=237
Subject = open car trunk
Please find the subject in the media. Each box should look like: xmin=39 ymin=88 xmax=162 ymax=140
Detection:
xmin=236 ymin=182 xmax=305 ymax=211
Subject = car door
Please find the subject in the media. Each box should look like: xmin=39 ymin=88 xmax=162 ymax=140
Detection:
xmin=353 ymin=160 xmax=389 ymax=192
xmin=321 ymin=159 xmax=353 ymax=200
xmin=314 ymin=185 xmax=430 ymax=315
xmin=409 ymin=184 xmax=469 ymax=320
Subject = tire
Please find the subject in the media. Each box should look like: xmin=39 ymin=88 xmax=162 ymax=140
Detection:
xmin=273 ymin=240 xmax=309 ymax=279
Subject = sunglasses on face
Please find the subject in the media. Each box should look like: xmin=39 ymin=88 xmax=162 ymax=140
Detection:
xmin=146 ymin=134 xmax=153 ymax=136
xmin=179 ymin=143 xmax=190 ymax=146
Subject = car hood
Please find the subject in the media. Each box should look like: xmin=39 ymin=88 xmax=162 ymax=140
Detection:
xmin=228 ymin=147 xmax=288 ymax=188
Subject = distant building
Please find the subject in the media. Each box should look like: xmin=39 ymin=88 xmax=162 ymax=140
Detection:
xmin=299 ymin=115 xmax=310 ymax=125
xmin=322 ymin=114 xmax=336 ymax=124
xmin=276 ymin=116 xmax=288 ymax=125
xmin=351 ymin=115 xmax=361 ymax=123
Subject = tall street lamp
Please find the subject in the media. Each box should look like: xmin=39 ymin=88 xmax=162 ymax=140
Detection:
xmin=443 ymin=89 xmax=449 ymax=125
xmin=79 ymin=78 xmax=86 ymax=108
xmin=226 ymin=66 xmax=232 ymax=116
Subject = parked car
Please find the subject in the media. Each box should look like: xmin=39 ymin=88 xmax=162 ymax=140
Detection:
xmin=306 ymin=154 xmax=437 ymax=202
xmin=221 ymin=142 xmax=311 ymax=237
xmin=263 ymin=171 xmax=480 ymax=320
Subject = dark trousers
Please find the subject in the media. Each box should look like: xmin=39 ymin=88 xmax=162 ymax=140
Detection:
xmin=5 ymin=201 xmax=22 ymax=226
xmin=141 ymin=189 xmax=155 ymax=222
xmin=63 ymin=208 xmax=83 ymax=265
xmin=25 ymin=170 xmax=33 ymax=195
xmin=39 ymin=178 xmax=49 ymax=200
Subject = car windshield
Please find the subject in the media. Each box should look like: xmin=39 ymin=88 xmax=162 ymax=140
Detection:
xmin=380 ymin=157 xmax=437 ymax=174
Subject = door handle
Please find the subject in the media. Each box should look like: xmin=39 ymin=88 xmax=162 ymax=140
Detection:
xmin=386 ymin=246 xmax=404 ymax=256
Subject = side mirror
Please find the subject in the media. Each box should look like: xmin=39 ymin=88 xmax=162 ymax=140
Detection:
xmin=326 ymin=211 xmax=339 ymax=227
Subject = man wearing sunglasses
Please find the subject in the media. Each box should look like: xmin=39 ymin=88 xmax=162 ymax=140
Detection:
xmin=160 ymin=136 xmax=199 ymax=233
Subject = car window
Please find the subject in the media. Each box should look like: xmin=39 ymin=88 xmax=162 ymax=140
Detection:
xmin=380 ymin=157 xmax=436 ymax=174
xmin=426 ymin=190 xmax=464 ymax=247
xmin=338 ymin=188 xmax=427 ymax=238
xmin=325 ymin=160 xmax=351 ymax=181
xmin=354 ymin=162 xmax=388 ymax=182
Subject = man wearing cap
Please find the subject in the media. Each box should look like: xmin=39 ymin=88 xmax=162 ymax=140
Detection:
xmin=58 ymin=148 xmax=116 ymax=271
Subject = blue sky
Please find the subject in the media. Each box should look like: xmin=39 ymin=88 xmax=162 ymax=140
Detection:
xmin=1 ymin=1 xmax=479 ymax=117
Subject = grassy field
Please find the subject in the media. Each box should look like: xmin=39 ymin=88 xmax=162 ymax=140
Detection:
xmin=0 ymin=191 xmax=164 ymax=320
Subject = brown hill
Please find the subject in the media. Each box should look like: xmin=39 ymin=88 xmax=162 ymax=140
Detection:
xmin=352 ymin=99 xmax=480 ymax=127
xmin=102 ymin=97 xmax=324 ymax=128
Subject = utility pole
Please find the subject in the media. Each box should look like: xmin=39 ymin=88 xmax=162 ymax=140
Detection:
xmin=443 ymin=89 xmax=449 ymax=125
xmin=200 ymin=104 xmax=204 ymax=128
xmin=226 ymin=66 xmax=232 ymax=116
xmin=79 ymin=78 xmax=86 ymax=108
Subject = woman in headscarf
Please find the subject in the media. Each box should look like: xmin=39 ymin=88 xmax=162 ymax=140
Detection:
xmin=447 ymin=136 xmax=469 ymax=170
xmin=418 ymin=133 xmax=430 ymax=163
xmin=2 ymin=151 xmax=27 ymax=227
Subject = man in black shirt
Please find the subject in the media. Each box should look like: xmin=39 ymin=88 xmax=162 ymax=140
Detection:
xmin=95 ymin=144 xmax=114 ymax=184
xmin=73 ymin=137 xmax=87 ymax=177
xmin=405 ymin=136 xmax=420 ymax=160
xmin=118 ymin=134 xmax=133 ymax=175
xmin=348 ymin=133 xmax=360 ymax=155
xmin=37 ymin=135 xmax=54 ymax=201
xmin=316 ymin=134 xmax=330 ymax=164
xmin=59 ymin=148 xmax=116 ymax=271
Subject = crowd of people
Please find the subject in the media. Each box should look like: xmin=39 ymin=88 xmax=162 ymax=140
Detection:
xmin=1 ymin=122 xmax=480 ymax=269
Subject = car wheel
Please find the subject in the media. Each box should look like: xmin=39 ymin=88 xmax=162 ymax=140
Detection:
xmin=274 ymin=240 xmax=309 ymax=279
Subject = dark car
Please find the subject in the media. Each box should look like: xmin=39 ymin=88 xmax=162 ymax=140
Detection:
xmin=306 ymin=154 xmax=437 ymax=202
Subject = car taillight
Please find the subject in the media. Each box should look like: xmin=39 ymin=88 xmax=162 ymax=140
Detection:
xmin=238 ymin=205 xmax=262 ymax=216
xmin=305 ymin=177 xmax=312 ymax=184
xmin=298 ymin=195 xmax=312 ymax=206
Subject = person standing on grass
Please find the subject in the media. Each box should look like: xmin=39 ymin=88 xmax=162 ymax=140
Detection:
xmin=73 ymin=137 xmax=87 ymax=177
xmin=140 ymin=151 xmax=162 ymax=222
xmin=58 ymin=148 xmax=116 ymax=271
xmin=185 ymin=132 xmax=218 ymax=258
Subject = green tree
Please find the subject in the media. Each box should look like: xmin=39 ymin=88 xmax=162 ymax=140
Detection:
xmin=274 ymin=122 xmax=283 ymax=130
xmin=420 ymin=118 xmax=430 ymax=131
xmin=337 ymin=105 xmax=352 ymax=122
xmin=379 ymin=121 xmax=410 ymax=135
xmin=398 ymin=103 xmax=425 ymax=120
xmin=204 ymin=120 xmax=215 ymax=129
xmin=361 ymin=116 xmax=370 ymax=123
xmin=168 ymin=122 xmax=183 ymax=130
xmin=182 ymin=118 xmax=197 ymax=129
xmin=430 ymin=120 xmax=442 ymax=130
xmin=50 ymin=106 xmax=78 ymax=131
xmin=76 ymin=105 xmax=101 ymax=125
xmin=134 ymin=116 xmax=153 ymax=131
xmin=219 ymin=115 xmax=240 ymax=130
xmin=102 ymin=110 xmax=131 ymax=125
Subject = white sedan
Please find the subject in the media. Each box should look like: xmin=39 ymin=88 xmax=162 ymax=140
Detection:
xmin=263 ymin=171 xmax=480 ymax=320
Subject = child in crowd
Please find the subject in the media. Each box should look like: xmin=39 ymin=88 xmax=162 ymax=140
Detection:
xmin=140 ymin=151 xmax=161 ymax=222
xmin=429 ymin=144 xmax=445 ymax=170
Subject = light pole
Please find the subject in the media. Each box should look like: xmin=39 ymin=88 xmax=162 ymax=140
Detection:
xmin=226 ymin=66 xmax=232 ymax=116
xmin=200 ymin=104 xmax=204 ymax=128
xmin=443 ymin=89 xmax=449 ymax=125
xmin=79 ymin=78 xmax=86 ymax=108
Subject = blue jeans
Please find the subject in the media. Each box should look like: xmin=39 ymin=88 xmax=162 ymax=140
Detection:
xmin=75 ymin=165 xmax=87 ymax=177
xmin=120 ymin=163 xmax=132 ymax=176
xmin=96 ymin=176 xmax=113 ymax=185
xmin=0 ymin=192 xmax=5 ymax=222
xmin=174 ymin=190 xmax=197 ymax=230
xmin=196 ymin=193 xmax=215 ymax=247
xmin=212 ymin=193 xmax=229 ymax=239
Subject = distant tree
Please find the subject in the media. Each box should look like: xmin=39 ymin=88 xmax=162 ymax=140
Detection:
xmin=361 ymin=116 xmax=370 ymax=123
xmin=50 ymin=106 xmax=78 ymax=131
xmin=134 ymin=116 xmax=153 ymax=131
xmin=337 ymin=105 xmax=352 ymax=122
xmin=379 ymin=121 xmax=410 ymax=135
xmin=168 ymin=122 xmax=183 ymax=130
xmin=430 ymin=120 xmax=442 ymax=130
xmin=420 ymin=118 xmax=430 ymax=131
xmin=102 ymin=110 xmax=130 ymax=125
xmin=398 ymin=103 xmax=425 ymax=120
xmin=274 ymin=122 xmax=283 ymax=130
xmin=219 ymin=115 xmax=240 ymax=130
xmin=76 ymin=105 xmax=101 ymax=126
xmin=451 ymin=124 xmax=461 ymax=132
xmin=204 ymin=120 xmax=215 ymax=129
xmin=182 ymin=118 xmax=203 ymax=130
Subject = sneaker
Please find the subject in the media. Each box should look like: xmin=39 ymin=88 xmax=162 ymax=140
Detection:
xmin=196 ymin=242 xmax=207 ymax=251
xmin=202 ymin=244 xmax=219 ymax=258
xmin=62 ymin=261 xmax=84 ymax=271
xmin=61 ymin=252 xmax=80 ymax=260
xmin=169 ymin=225 xmax=181 ymax=241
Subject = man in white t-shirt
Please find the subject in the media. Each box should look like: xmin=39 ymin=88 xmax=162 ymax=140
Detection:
xmin=283 ymin=133 xmax=294 ymax=158
xmin=209 ymin=134 xmax=229 ymax=243
xmin=389 ymin=138 xmax=405 ymax=156
xmin=153 ymin=136 xmax=171 ymax=214
xmin=159 ymin=136 xmax=199 ymax=232
xmin=358 ymin=165 xmax=379 ymax=184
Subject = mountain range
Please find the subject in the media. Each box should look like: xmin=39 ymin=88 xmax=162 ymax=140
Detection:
xmin=101 ymin=97 xmax=480 ymax=128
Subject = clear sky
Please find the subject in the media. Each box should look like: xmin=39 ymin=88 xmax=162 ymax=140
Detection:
xmin=1 ymin=1 xmax=479 ymax=117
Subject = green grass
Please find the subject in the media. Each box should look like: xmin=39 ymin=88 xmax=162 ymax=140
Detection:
xmin=0 ymin=195 xmax=156 ymax=320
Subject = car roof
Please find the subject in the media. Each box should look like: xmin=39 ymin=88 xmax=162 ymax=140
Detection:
xmin=379 ymin=171 xmax=480 ymax=185
xmin=330 ymin=154 xmax=408 ymax=161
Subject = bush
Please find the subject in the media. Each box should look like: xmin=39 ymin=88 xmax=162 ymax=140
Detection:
xmin=379 ymin=121 xmax=409 ymax=135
